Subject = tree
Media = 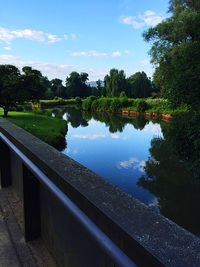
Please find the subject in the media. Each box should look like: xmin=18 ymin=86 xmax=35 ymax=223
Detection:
xmin=127 ymin=72 xmax=152 ymax=98
xmin=104 ymin=69 xmax=126 ymax=97
xmin=144 ymin=0 xmax=200 ymax=107
xmin=22 ymin=66 xmax=47 ymax=101
xmin=51 ymin=78 xmax=66 ymax=98
xmin=0 ymin=65 xmax=22 ymax=116
xmin=66 ymin=72 xmax=89 ymax=98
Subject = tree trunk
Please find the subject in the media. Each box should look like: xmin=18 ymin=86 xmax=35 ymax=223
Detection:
xmin=3 ymin=108 xmax=8 ymax=117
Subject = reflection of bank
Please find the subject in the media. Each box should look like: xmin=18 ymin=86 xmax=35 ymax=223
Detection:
xmin=138 ymin=114 xmax=200 ymax=235
xmin=121 ymin=109 xmax=173 ymax=122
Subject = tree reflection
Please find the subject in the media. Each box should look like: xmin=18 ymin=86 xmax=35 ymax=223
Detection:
xmin=138 ymin=113 xmax=200 ymax=235
xmin=88 ymin=112 xmax=149 ymax=133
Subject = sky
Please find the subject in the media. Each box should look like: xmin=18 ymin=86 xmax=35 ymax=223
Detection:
xmin=0 ymin=0 xmax=169 ymax=81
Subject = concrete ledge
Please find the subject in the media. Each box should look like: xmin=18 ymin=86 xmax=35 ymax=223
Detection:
xmin=0 ymin=118 xmax=200 ymax=266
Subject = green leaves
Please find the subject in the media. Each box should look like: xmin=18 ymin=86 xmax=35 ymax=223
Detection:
xmin=144 ymin=0 xmax=200 ymax=108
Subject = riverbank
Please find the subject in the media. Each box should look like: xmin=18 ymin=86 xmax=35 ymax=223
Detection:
xmin=82 ymin=97 xmax=189 ymax=121
xmin=39 ymin=97 xmax=81 ymax=108
xmin=0 ymin=109 xmax=67 ymax=150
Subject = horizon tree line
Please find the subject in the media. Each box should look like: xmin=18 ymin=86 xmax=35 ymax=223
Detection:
xmin=0 ymin=64 xmax=155 ymax=116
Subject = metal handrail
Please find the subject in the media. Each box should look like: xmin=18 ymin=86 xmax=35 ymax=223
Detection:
xmin=0 ymin=132 xmax=137 ymax=267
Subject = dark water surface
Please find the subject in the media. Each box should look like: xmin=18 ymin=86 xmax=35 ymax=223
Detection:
xmin=53 ymin=107 xmax=200 ymax=236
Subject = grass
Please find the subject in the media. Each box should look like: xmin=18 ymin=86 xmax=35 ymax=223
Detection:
xmin=82 ymin=97 xmax=190 ymax=115
xmin=40 ymin=97 xmax=82 ymax=108
xmin=0 ymin=109 xmax=68 ymax=150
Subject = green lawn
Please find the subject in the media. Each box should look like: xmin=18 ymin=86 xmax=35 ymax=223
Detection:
xmin=0 ymin=109 xmax=68 ymax=150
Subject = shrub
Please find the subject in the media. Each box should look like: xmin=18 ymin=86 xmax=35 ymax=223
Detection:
xmin=136 ymin=100 xmax=148 ymax=112
xmin=110 ymin=99 xmax=121 ymax=112
xmin=119 ymin=91 xmax=127 ymax=98
xmin=82 ymin=96 xmax=97 ymax=111
xmin=91 ymin=99 xmax=99 ymax=111
xmin=75 ymin=97 xmax=82 ymax=105
xmin=98 ymin=98 xmax=112 ymax=110
xmin=16 ymin=105 xmax=24 ymax=112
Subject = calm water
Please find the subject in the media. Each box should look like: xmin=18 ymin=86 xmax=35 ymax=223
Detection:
xmin=53 ymin=107 xmax=200 ymax=236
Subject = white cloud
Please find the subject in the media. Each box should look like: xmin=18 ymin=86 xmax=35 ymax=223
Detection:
xmin=73 ymin=133 xmax=107 ymax=140
xmin=143 ymin=123 xmax=163 ymax=136
xmin=72 ymin=50 xmax=126 ymax=58
xmin=0 ymin=26 xmax=76 ymax=44
xmin=3 ymin=46 xmax=12 ymax=50
xmin=117 ymin=157 xmax=146 ymax=172
xmin=120 ymin=10 xmax=165 ymax=29
xmin=72 ymin=50 xmax=108 ymax=57
xmin=140 ymin=10 xmax=165 ymax=27
xmin=0 ymin=53 xmax=109 ymax=81
xmin=0 ymin=54 xmax=18 ymax=60
xmin=64 ymin=33 xmax=77 ymax=41
xmin=111 ymin=51 xmax=121 ymax=58
xmin=120 ymin=16 xmax=144 ymax=29
xmin=110 ymin=133 xmax=120 ymax=139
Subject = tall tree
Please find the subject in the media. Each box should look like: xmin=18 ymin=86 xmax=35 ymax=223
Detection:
xmin=0 ymin=65 xmax=21 ymax=116
xmin=66 ymin=72 xmax=89 ymax=98
xmin=22 ymin=66 xmax=47 ymax=101
xmin=144 ymin=0 xmax=200 ymax=107
xmin=51 ymin=78 xmax=66 ymax=98
xmin=127 ymin=72 xmax=152 ymax=98
xmin=104 ymin=69 xmax=126 ymax=97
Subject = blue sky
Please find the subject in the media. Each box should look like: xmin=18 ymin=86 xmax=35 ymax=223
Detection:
xmin=0 ymin=0 xmax=169 ymax=81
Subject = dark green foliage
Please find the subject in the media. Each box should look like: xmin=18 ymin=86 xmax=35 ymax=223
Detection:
xmin=119 ymin=91 xmax=127 ymax=98
xmin=138 ymin=111 xmax=200 ymax=233
xmin=75 ymin=97 xmax=82 ymax=105
xmin=6 ymin=111 xmax=68 ymax=150
xmin=0 ymin=65 xmax=22 ymax=116
xmin=51 ymin=78 xmax=66 ymax=98
xmin=104 ymin=69 xmax=126 ymax=97
xmin=144 ymin=0 xmax=200 ymax=107
xmin=40 ymin=98 xmax=78 ymax=107
xmin=65 ymin=72 xmax=89 ymax=98
xmin=22 ymin=66 xmax=47 ymax=100
xmin=136 ymin=100 xmax=148 ymax=112
xmin=127 ymin=72 xmax=152 ymax=98
xmin=82 ymin=96 xmax=97 ymax=111
xmin=83 ymin=97 xmax=131 ymax=112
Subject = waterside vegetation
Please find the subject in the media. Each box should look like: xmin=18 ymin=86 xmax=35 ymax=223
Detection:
xmin=0 ymin=108 xmax=67 ymax=150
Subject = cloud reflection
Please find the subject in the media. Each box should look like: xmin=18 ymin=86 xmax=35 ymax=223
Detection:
xmin=117 ymin=157 xmax=146 ymax=172
xmin=73 ymin=133 xmax=106 ymax=140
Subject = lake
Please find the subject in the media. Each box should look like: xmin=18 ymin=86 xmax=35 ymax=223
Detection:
xmin=53 ymin=106 xmax=200 ymax=236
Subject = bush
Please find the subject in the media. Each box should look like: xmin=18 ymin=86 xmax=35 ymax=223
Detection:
xmin=16 ymin=105 xmax=24 ymax=111
xmin=75 ymin=97 xmax=82 ymax=105
xmin=82 ymin=96 xmax=97 ymax=111
xmin=136 ymin=100 xmax=148 ymax=112
xmin=91 ymin=99 xmax=99 ymax=110
xmin=110 ymin=99 xmax=122 ymax=112
xmin=119 ymin=91 xmax=127 ymax=98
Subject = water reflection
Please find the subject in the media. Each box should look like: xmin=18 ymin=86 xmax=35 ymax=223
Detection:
xmin=138 ymin=114 xmax=200 ymax=235
xmin=53 ymin=107 xmax=200 ymax=235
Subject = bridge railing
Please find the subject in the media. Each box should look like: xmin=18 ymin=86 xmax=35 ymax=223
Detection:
xmin=0 ymin=118 xmax=200 ymax=267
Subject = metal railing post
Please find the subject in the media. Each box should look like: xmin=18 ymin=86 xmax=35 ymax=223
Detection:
xmin=23 ymin=164 xmax=41 ymax=241
xmin=0 ymin=138 xmax=12 ymax=187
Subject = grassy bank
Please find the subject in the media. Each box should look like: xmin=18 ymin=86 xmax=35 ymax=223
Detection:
xmin=82 ymin=97 xmax=189 ymax=115
xmin=0 ymin=109 xmax=68 ymax=150
xmin=40 ymin=97 xmax=81 ymax=108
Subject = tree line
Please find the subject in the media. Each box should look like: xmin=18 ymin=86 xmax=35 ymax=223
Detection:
xmin=0 ymin=64 xmax=153 ymax=116
xmin=144 ymin=0 xmax=200 ymax=108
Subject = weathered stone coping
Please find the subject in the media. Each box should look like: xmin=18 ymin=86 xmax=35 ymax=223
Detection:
xmin=0 ymin=118 xmax=200 ymax=266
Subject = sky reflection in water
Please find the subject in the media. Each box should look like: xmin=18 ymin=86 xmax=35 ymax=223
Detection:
xmin=63 ymin=115 xmax=162 ymax=207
